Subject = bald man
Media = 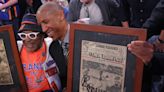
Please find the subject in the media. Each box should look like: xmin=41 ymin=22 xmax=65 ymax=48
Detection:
xmin=37 ymin=2 xmax=69 ymax=91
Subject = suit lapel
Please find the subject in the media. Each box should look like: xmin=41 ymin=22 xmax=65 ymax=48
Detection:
xmin=49 ymin=40 xmax=67 ymax=88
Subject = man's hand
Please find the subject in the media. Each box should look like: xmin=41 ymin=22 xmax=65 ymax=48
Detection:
xmin=127 ymin=41 xmax=154 ymax=64
xmin=76 ymin=18 xmax=90 ymax=24
xmin=154 ymin=38 xmax=164 ymax=52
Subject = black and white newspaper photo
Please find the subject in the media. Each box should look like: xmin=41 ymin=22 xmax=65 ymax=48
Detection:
xmin=79 ymin=40 xmax=127 ymax=92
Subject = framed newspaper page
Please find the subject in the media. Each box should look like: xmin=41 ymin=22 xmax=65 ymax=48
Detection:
xmin=0 ymin=25 xmax=27 ymax=92
xmin=67 ymin=24 xmax=147 ymax=92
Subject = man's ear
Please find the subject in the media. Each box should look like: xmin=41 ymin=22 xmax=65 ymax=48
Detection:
xmin=58 ymin=10 xmax=65 ymax=22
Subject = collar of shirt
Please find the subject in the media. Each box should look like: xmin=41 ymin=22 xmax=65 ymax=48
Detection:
xmin=59 ymin=24 xmax=70 ymax=44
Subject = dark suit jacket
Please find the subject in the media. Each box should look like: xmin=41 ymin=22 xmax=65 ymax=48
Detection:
xmin=143 ymin=0 xmax=164 ymax=38
xmin=49 ymin=40 xmax=67 ymax=89
xmin=120 ymin=0 xmax=160 ymax=28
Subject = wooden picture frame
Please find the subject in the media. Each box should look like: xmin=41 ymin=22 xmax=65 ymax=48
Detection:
xmin=0 ymin=25 xmax=27 ymax=92
xmin=67 ymin=24 xmax=147 ymax=92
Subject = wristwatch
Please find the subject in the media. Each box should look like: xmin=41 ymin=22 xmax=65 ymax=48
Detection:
xmin=158 ymin=37 xmax=164 ymax=43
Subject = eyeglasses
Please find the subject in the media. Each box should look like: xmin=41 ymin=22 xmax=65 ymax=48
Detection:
xmin=18 ymin=32 xmax=40 ymax=40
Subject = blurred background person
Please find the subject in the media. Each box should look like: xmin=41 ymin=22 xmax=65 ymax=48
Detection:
xmin=143 ymin=0 xmax=164 ymax=38
xmin=25 ymin=0 xmax=42 ymax=14
xmin=0 ymin=0 xmax=20 ymax=39
xmin=120 ymin=0 xmax=160 ymax=28
xmin=41 ymin=0 xmax=69 ymax=18
xmin=67 ymin=0 xmax=121 ymax=26
xmin=128 ymin=0 xmax=164 ymax=91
